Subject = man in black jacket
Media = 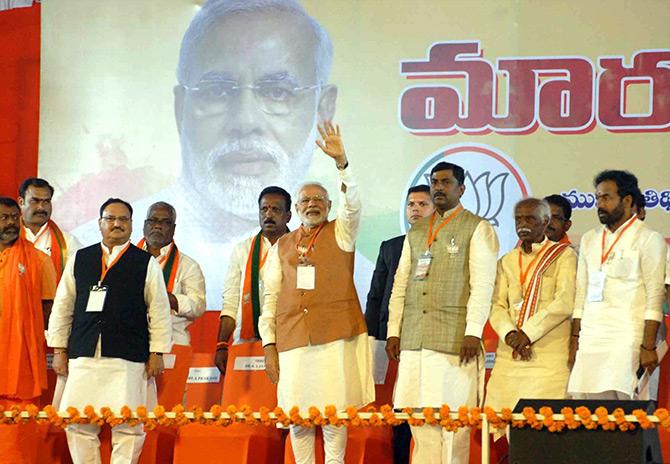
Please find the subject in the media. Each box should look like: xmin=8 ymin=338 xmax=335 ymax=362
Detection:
xmin=48 ymin=198 xmax=172 ymax=464
xmin=365 ymin=184 xmax=433 ymax=464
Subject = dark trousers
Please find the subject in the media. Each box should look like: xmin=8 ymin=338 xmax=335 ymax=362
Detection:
xmin=393 ymin=422 xmax=411 ymax=464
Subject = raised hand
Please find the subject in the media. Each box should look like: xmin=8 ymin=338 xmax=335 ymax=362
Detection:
xmin=315 ymin=121 xmax=347 ymax=166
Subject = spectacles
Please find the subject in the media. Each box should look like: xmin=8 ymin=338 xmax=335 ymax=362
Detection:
xmin=101 ymin=216 xmax=131 ymax=223
xmin=145 ymin=218 xmax=174 ymax=227
xmin=298 ymin=195 xmax=328 ymax=206
xmin=0 ymin=213 xmax=20 ymax=222
xmin=181 ymin=79 xmax=321 ymax=117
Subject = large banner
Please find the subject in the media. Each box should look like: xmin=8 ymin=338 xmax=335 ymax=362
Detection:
xmin=40 ymin=0 xmax=670 ymax=309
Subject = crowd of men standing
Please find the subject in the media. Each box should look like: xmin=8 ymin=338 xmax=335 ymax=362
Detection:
xmin=0 ymin=124 xmax=668 ymax=464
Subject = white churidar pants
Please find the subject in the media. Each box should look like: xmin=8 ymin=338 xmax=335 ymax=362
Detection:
xmin=290 ymin=424 xmax=348 ymax=464
xmin=66 ymin=423 xmax=145 ymax=464
xmin=60 ymin=340 xmax=149 ymax=464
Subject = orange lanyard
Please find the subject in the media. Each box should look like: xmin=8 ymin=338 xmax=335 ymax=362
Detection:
xmin=100 ymin=242 xmax=130 ymax=283
xmin=518 ymin=241 xmax=551 ymax=288
xmin=425 ymin=206 xmax=463 ymax=250
xmin=296 ymin=223 xmax=326 ymax=259
xmin=600 ymin=215 xmax=637 ymax=266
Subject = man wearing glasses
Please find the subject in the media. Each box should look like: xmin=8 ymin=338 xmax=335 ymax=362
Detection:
xmin=0 ymin=197 xmax=57 ymax=464
xmin=259 ymin=122 xmax=374 ymax=463
xmin=147 ymin=0 xmax=338 ymax=307
xmin=48 ymin=198 xmax=172 ymax=464
xmin=139 ymin=202 xmax=206 ymax=409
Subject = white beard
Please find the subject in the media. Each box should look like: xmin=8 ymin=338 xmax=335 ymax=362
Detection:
xmin=182 ymin=125 xmax=317 ymax=221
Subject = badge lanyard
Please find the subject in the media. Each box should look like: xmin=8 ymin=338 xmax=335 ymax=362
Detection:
xmin=425 ymin=205 xmax=464 ymax=252
xmin=600 ymin=214 xmax=637 ymax=268
xmin=296 ymin=223 xmax=326 ymax=264
xmin=99 ymin=242 xmax=131 ymax=286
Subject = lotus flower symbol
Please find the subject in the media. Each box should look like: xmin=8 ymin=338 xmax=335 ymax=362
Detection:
xmin=464 ymin=171 xmax=509 ymax=227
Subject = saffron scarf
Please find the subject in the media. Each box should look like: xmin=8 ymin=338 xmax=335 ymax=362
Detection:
xmin=20 ymin=219 xmax=68 ymax=281
xmin=137 ymin=239 xmax=180 ymax=293
xmin=0 ymin=237 xmax=48 ymax=399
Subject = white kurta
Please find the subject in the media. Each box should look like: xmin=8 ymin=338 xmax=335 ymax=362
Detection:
xmin=568 ymin=217 xmax=667 ymax=397
xmin=486 ymin=239 xmax=577 ymax=410
xmin=220 ymin=234 xmax=271 ymax=344
xmin=24 ymin=222 xmax=81 ymax=260
xmin=387 ymin=204 xmax=499 ymax=408
xmin=148 ymin=243 xmax=206 ymax=346
xmin=259 ymin=166 xmax=375 ymax=411
xmin=47 ymin=241 xmax=173 ymax=410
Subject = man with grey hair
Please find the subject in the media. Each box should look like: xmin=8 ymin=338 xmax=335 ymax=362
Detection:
xmin=108 ymin=0 xmax=339 ymax=308
xmin=486 ymin=198 xmax=576 ymax=419
xmin=259 ymin=122 xmax=374 ymax=463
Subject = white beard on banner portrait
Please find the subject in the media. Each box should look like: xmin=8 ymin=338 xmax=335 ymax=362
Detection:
xmin=68 ymin=128 xmax=374 ymax=311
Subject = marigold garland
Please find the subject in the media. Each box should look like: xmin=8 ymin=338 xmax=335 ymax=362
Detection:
xmin=2 ymin=403 xmax=669 ymax=432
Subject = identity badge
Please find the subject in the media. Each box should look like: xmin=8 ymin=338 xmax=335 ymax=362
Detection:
xmin=586 ymin=271 xmax=606 ymax=303
xmin=86 ymin=285 xmax=108 ymax=312
xmin=296 ymin=265 xmax=316 ymax=290
xmin=414 ymin=251 xmax=433 ymax=280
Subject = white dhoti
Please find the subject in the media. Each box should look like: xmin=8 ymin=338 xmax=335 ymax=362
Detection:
xmin=277 ymin=333 xmax=374 ymax=410
xmin=61 ymin=354 xmax=148 ymax=464
xmin=394 ymin=349 xmax=483 ymax=464
xmin=278 ymin=333 xmax=374 ymax=464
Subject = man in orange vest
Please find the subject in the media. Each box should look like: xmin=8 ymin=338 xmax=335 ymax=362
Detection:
xmin=259 ymin=122 xmax=374 ymax=463
xmin=0 ymin=196 xmax=57 ymax=464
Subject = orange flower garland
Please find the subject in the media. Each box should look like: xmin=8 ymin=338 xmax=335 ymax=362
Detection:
xmin=633 ymin=409 xmax=653 ymax=430
xmin=1 ymin=403 xmax=669 ymax=432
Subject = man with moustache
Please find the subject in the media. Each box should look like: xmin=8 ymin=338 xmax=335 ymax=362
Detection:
xmin=385 ymin=162 xmax=499 ymax=464
xmin=19 ymin=177 xmax=81 ymax=281
xmin=133 ymin=0 xmax=339 ymax=307
xmin=486 ymin=198 xmax=576 ymax=415
xmin=216 ymin=186 xmax=291 ymax=410
xmin=543 ymin=194 xmax=573 ymax=245
xmin=140 ymin=202 xmax=205 ymax=408
xmin=48 ymin=198 xmax=172 ymax=464
xmin=568 ymin=170 xmax=666 ymax=400
xmin=365 ymin=184 xmax=433 ymax=464
xmin=259 ymin=122 xmax=373 ymax=463
xmin=0 ymin=197 xmax=57 ymax=464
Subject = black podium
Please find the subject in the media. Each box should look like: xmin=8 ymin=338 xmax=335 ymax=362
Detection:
xmin=508 ymin=399 xmax=662 ymax=464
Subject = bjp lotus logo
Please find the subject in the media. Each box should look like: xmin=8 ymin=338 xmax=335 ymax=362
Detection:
xmin=402 ymin=143 xmax=532 ymax=256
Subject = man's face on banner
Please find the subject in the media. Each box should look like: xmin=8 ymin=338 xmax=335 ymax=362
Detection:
xmin=175 ymin=10 xmax=336 ymax=220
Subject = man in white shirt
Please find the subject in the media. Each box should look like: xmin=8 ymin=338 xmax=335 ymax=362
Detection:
xmin=215 ymin=186 xmax=291 ymax=408
xmin=486 ymin=198 xmax=576 ymax=413
xmin=140 ymin=202 xmax=206 ymax=408
xmin=18 ymin=177 xmax=81 ymax=281
xmin=259 ymin=122 xmax=374 ymax=464
xmin=48 ymin=198 xmax=172 ymax=464
xmin=385 ymin=161 xmax=499 ymax=464
xmin=568 ymin=170 xmax=666 ymax=400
